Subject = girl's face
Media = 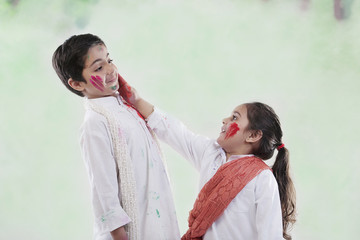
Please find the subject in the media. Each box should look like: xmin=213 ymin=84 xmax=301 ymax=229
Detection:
xmin=80 ymin=44 xmax=119 ymax=99
xmin=217 ymin=104 xmax=251 ymax=154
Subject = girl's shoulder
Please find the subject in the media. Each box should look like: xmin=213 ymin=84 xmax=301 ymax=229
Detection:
xmin=254 ymin=169 xmax=279 ymax=192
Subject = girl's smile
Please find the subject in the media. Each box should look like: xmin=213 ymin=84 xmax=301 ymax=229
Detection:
xmin=217 ymin=105 xmax=254 ymax=159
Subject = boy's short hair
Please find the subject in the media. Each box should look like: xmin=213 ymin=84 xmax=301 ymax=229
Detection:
xmin=52 ymin=33 xmax=105 ymax=97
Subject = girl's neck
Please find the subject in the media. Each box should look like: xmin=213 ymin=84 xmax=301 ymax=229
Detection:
xmin=225 ymin=145 xmax=254 ymax=161
xmin=225 ymin=152 xmax=253 ymax=161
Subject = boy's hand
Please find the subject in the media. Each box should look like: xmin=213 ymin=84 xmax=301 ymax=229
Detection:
xmin=110 ymin=226 xmax=128 ymax=240
xmin=118 ymin=73 xmax=138 ymax=105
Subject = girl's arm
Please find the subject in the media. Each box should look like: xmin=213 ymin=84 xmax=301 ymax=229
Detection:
xmin=255 ymin=170 xmax=283 ymax=240
xmin=118 ymin=74 xmax=154 ymax=118
xmin=118 ymin=74 xmax=213 ymax=170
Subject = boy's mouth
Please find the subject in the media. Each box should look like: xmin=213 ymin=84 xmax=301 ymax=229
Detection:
xmin=106 ymin=76 xmax=117 ymax=85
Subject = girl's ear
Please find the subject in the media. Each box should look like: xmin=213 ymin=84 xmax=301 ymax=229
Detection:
xmin=68 ymin=78 xmax=85 ymax=92
xmin=246 ymin=130 xmax=263 ymax=143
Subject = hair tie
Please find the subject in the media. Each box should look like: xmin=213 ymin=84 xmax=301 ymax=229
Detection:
xmin=277 ymin=143 xmax=285 ymax=150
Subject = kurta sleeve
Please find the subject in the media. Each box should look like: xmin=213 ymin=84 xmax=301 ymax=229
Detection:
xmin=254 ymin=170 xmax=284 ymax=240
xmin=80 ymin=112 xmax=131 ymax=234
xmin=146 ymin=108 xmax=213 ymax=171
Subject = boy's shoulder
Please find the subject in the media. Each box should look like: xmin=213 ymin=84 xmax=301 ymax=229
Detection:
xmin=81 ymin=108 xmax=109 ymax=132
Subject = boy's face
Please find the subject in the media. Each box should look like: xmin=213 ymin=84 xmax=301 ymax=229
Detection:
xmin=69 ymin=44 xmax=119 ymax=99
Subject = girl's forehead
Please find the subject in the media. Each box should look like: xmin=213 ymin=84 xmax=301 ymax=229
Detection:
xmin=233 ymin=104 xmax=247 ymax=114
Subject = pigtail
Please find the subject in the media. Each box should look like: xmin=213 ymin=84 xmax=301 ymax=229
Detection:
xmin=245 ymin=102 xmax=297 ymax=239
xmin=272 ymin=146 xmax=296 ymax=240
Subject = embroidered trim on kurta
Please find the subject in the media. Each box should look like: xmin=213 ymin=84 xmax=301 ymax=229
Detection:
xmin=85 ymin=98 xmax=140 ymax=239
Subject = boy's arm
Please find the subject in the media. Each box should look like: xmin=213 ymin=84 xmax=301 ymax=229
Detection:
xmin=80 ymin=113 xmax=131 ymax=236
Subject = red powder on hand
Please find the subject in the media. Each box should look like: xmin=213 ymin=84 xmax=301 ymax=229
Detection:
xmin=225 ymin=122 xmax=240 ymax=139
xmin=117 ymin=74 xmax=143 ymax=120
xmin=118 ymin=74 xmax=133 ymax=101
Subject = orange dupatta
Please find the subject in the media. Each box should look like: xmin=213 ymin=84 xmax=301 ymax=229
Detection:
xmin=182 ymin=156 xmax=270 ymax=240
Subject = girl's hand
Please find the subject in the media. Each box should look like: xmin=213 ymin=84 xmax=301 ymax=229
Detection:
xmin=117 ymin=73 xmax=154 ymax=119
xmin=118 ymin=73 xmax=139 ymax=105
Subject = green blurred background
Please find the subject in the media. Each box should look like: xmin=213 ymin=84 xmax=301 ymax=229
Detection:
xmin=1 ymin=0 xmax=359 ymax=239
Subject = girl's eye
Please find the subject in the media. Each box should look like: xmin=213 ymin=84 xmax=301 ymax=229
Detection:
xmin=108 ymin=59 xmax=113 ymax=64
xmin=232 ymin=115 xmax=237 ymax=120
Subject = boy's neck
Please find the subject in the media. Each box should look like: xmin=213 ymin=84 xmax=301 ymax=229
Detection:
xmin=86 ymin=92 xmax=118 ymax=99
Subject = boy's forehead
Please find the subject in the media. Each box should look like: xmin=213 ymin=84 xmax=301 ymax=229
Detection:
xmin=87 ymin=44 xmax=107 ymax=56
xmin=84 ymin=44 xmax=108 ymax=67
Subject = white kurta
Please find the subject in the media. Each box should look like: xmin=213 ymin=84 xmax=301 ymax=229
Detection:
xmin=80 ymin=94 xmax=180 ymax=240
xmin=147 ymin=108 xmax=284 ymax=240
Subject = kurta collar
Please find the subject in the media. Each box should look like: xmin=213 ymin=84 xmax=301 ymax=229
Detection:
xmin=227 ymin=154 xmax=254 ymax=162
xmin=85 ymin=92 xmax=124 ymax=107
xmin=215 ymin=144 xmax=254 ymax=163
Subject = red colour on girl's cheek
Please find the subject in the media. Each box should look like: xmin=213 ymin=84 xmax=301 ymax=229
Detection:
xmin=225 ymin=122 xmax=240 ymax=139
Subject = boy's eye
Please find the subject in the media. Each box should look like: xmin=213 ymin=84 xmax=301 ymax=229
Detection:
xmin=232 ymin=115 xmax=237 ymax=120
xmin=94 ymin=59 xmax=113 ymax=72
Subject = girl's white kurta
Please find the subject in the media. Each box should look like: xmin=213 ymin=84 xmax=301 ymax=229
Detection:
xmin=80 ymin=94 xmax=179 ymax=240
xmin=147 ymin=108 xmax=284 ymax=240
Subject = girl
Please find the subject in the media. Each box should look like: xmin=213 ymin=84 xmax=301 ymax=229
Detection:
xmin=118 ymin=77 xmax=296 ymax=240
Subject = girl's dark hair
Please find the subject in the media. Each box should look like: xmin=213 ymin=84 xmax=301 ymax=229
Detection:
xmin=245 ymin=102 xmax=296 ymax=240
xmin=52 ymin=33 xmax=105 ymax=97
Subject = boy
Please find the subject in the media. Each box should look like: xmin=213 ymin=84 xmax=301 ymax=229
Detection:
xmin=52 ymin=34 xmax=180 ymax=240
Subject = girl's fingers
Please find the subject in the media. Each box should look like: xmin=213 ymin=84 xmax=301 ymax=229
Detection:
xmin=118 ymin=73 xmax=127 ymax=87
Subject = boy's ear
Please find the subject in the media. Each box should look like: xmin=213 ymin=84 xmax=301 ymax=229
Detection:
xmin=246 ymin=130 xmax=263 ymax=143
xmin=68 ymin=78 xmax=85 ymax=92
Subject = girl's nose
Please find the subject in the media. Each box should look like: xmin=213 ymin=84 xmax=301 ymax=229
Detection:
xmin=223 ymin=116 xmax=232 ymax=124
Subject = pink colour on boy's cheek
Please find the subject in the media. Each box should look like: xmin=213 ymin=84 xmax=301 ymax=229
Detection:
xmin=225 ymin=122 xmax=240 ymax=139
xmin=90 ymin=75 xmax=104 ymax=92
xmin=94 ymin=75 xmax=103 ymax=82
xmin=89 ymin=79 xmax=103 ymax=92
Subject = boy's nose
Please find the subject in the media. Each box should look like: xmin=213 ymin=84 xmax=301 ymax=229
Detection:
xmin=107 ymin=66 xmax=115 ymax=75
